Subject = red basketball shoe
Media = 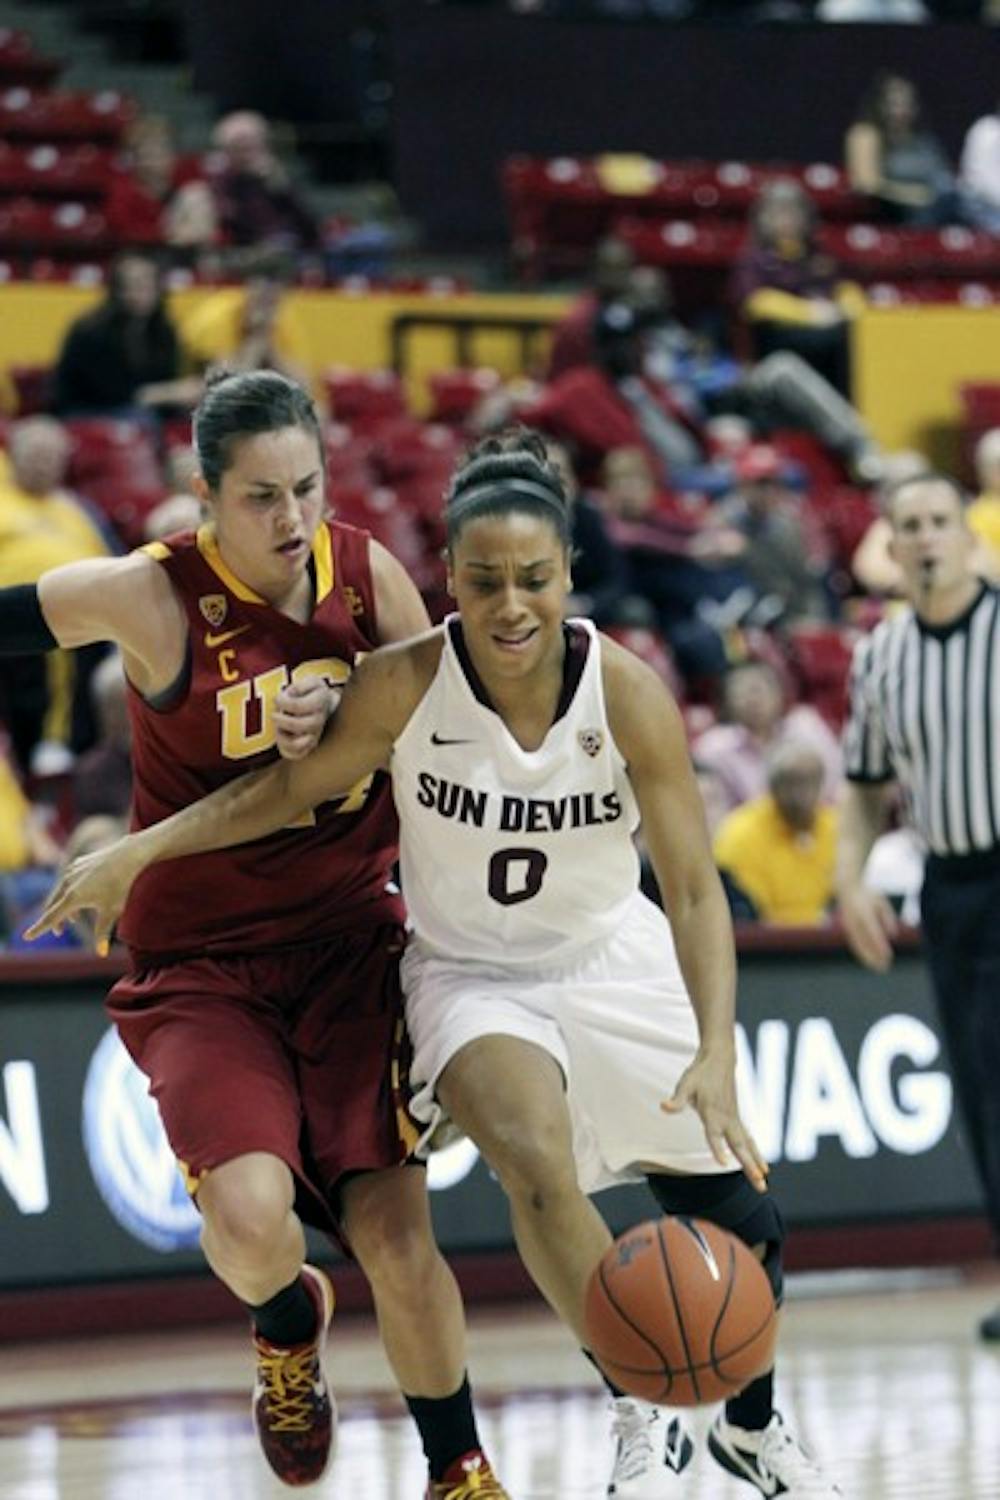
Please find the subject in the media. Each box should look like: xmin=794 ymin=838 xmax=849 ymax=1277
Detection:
xmin=251 ymin=1264 xmax=336 ymax=1487
xmin=425 ymin=1449 xmax=510 ymax=1498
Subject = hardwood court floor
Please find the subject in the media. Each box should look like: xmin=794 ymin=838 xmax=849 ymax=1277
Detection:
xmin=2 ymin=1268 xmax=1000 ymax=1500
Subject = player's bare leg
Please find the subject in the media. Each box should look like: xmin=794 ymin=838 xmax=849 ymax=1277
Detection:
xmin=437 ymin=1035 xmax=613 ymax=1342
xmin=342 ymin=1165 xmax=510 ymax=1499
xmin=198 ymin=1152 xmax=336 ymax=1487
xmin=199 ymin=1153 xmax=304 ymax=1302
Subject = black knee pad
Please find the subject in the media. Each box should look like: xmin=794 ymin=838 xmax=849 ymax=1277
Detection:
xmin=646 ymin=1170 xmax=786 ymax=1305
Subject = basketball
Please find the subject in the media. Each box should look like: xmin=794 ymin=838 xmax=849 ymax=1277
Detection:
xmin=584 ymin=1216 xmax=778 ymax=1407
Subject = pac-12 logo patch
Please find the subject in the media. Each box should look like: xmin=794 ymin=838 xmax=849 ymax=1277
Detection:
xmin=82 ymin=1027 xmax=201 ymax=1253
xmin=578 ymin=728 xmax=604 ymax=757
xmin=199 ymin=593 xmax=228 ymax=629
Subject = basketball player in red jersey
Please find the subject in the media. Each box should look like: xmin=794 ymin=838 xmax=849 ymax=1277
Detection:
xmin=0 ymin=370 xmax=506 ymax=1499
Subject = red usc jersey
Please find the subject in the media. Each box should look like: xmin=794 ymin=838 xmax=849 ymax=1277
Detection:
xmin=120 ymin=519 xmax=404 ymax=959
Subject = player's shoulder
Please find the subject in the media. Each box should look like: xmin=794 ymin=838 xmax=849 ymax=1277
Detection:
xmin=597 ymin=628 xmax=686 ymax=764
xmin=597 ymin=628 xmax=675 ymax=704
xmin=100 ymin=542 xmax=182 ymax=603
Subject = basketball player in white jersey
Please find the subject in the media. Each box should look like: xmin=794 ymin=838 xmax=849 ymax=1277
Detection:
xmin=31 ymin=430 xmax=841 ymax=1499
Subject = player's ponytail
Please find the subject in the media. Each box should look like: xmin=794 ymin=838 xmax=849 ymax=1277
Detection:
xmin=445 ymin=426 xmax=571 ymax=549
xmin=193 ymin=369 xmax=323 ymax=491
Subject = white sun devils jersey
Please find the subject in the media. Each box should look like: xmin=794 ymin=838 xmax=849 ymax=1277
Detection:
xmin=391 ymin=617 xmax=641 ymax=966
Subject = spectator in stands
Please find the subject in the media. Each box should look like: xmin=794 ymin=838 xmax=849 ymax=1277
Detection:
xmin=543 ymin=439 xmax=646 ymax=628
xmin=850 ymin=448 xmax=933 ymax=595
xmin=692 ymin=658 xmax=843 ymax=814
xmin=178 ymin=251 xmax=313 ymax=388
xmin=0 ymin=417 xmax=114 ymax=776
xmin=596 ymin=444 xmax=751 ymax=685
xmin=72 ymin=651 xmax=131 ymax=821
xmin=526 ymin=300 xmax=711 ymax=487
xmin=8 ymin=813 xmax=127 ymax=952
xmin=713 ymin=741 xmax=839 ymax=925
xmin=715 ymin=444 xmax=833 ymax=625
xmin=0 ymin=737 xmax=61 ymax=877
xmin=730 ymin=178 xmax=861 ymax=394
xmin=961 ymin=98 xmax=1000 ymax=232
xmin=105 ymin=115 xmax=219 ymax=253
xmin=851 ymin=444 xmax=1000 ymax=595
xmin=966 ymin=427 xmax=1000 ymax=575
xmin=631 ymin=265 xmax=883 ymax=483
xmin=546 ymin=235 xmax=635 ymax=379
xmin=53 ymin=252 xmax=202 ymax=419
xmin=209 ymin=111 xmax=320 ymax=254
xmin=845 ymin=72 xmax=966 ymax=226
xmin=143 ymin=491 xmax=204 ymax=543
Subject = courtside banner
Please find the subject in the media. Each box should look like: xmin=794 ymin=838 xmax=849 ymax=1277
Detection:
xmin=0 ymin=941 xmax=983 ymax=1289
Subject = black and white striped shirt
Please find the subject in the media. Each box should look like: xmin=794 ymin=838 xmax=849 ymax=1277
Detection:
xmin=843 ymin=584 xmax=1000 ymax=857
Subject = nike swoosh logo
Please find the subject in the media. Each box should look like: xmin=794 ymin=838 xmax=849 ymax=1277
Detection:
xmin=204 ymin=626 xmax=251 ymax=648
xmin=430 ymin=732 xmax=476 ymax=746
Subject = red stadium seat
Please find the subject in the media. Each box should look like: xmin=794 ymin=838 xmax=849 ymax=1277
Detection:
xmin=27 ymin=256 xmax=104 ymax=283
xmin=806 ymin=485 xmax=879 ymax=572
xmin=0 ymin=30 xmax=61 ymax=88
xmin=324 ymin=423 xmax=376 ymax=486
xmin=0 ymin=143 xmax=115 ymax=201
xmin=960 ymin=383 xmax=1000 ymax=427
xmin=603 ymin=625 xmax=684 ymax=699
xmin=7 ymin=363 xmax=53 ymax=415
xmin=326 ymin=481 xmax=440 ymax=591
xmin=502 ymin=153 xmax=871 ymax=280
xmin=65 ymin=419 xmax=167 ymax=547
xmin=322 ymin=367 xmax=408 ymax=431
xmin=785 ymin=623 xmax=857 ymax=731
xmin=0 ymin=88 xmax=135 ymax=144
xmin=374 ymin=421 xmax=460 ymax=484
xmin=0 ymin=197 xmax=111 ymax=258
xmin=427 ymin=367 xmax=502 ymax=426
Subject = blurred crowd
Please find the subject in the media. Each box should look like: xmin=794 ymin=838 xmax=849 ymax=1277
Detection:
xmin=4 ymin=57 xmax=1000 ymax=950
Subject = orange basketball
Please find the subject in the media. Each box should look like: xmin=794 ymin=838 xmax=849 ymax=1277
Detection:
xmin=584 ymin=1216 xmax=777 ymax=1407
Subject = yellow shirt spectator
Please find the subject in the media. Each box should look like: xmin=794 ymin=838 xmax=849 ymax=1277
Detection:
xmin=0 ymin=478 xmax=109 ymax=587
xmin=967 ymin=492 xmax=1000 ymax=576
xmin=0 ymin=417 xmax=112 ymax=762
xmin=713 ymin=757 xmax=840 ymax=926
xmin=177 ymin=279 xmax=312 ymax=381
xmin=0 ymin=753 xmax=32 ymax=872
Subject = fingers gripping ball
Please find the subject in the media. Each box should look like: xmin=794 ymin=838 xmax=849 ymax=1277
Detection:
xmin=584 ymin=1216 xmax=777 ymax=1407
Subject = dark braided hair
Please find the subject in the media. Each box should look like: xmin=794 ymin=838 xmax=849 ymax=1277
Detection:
xmin=445 ymin=426 xmax=572 ymax=550
xmin=193 ymin=368 xmax=324 ymax=492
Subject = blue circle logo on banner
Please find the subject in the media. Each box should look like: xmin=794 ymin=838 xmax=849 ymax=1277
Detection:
xmin=82 ymin=1027 xmax=201 ymax=1253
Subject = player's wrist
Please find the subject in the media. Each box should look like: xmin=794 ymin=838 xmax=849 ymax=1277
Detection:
xmin=695 ymin=1034 xmax=736 ymax=1065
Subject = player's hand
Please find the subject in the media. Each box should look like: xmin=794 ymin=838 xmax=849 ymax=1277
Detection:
xmin=838 ymin=884 xmax=898 ymax=972
xmin=662 ymin=1051 xmax=769 ymax=1193
xmin=274 ymin=676 xmax=341 ymax=761
xmin=23 ymin=838 xmax=142 ymax=956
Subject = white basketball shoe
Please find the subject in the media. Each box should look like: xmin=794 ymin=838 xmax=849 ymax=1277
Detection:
xmin=606 ymin=1398 xmax=694 ymax=1496
xmin=708 ymin=1411 xmax=843 ymax=1497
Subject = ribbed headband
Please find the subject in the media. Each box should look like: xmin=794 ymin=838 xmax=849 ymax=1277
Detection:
xmin=447 ymin=476 xmax=566 ymax=526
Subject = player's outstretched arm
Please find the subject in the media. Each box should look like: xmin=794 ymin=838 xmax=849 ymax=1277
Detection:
xmin=27 ymin=645 xmax=419 ymax=947
xmin=0 ymin=554 xmax=185 ymax=690
xmin=603 ymin=637 xmax=768 ymax=1192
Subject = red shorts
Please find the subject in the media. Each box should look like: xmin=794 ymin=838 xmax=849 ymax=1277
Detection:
xmin=108 ymin=924 xmax=418 ymax=1238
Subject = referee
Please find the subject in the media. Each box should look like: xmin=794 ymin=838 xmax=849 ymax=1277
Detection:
xmin=836 ymin=473 xmax=1000 ymax=1342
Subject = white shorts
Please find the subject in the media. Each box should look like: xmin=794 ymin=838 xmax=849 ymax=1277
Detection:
xmin=403 ymin=891 xmax=738 ymax=1193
